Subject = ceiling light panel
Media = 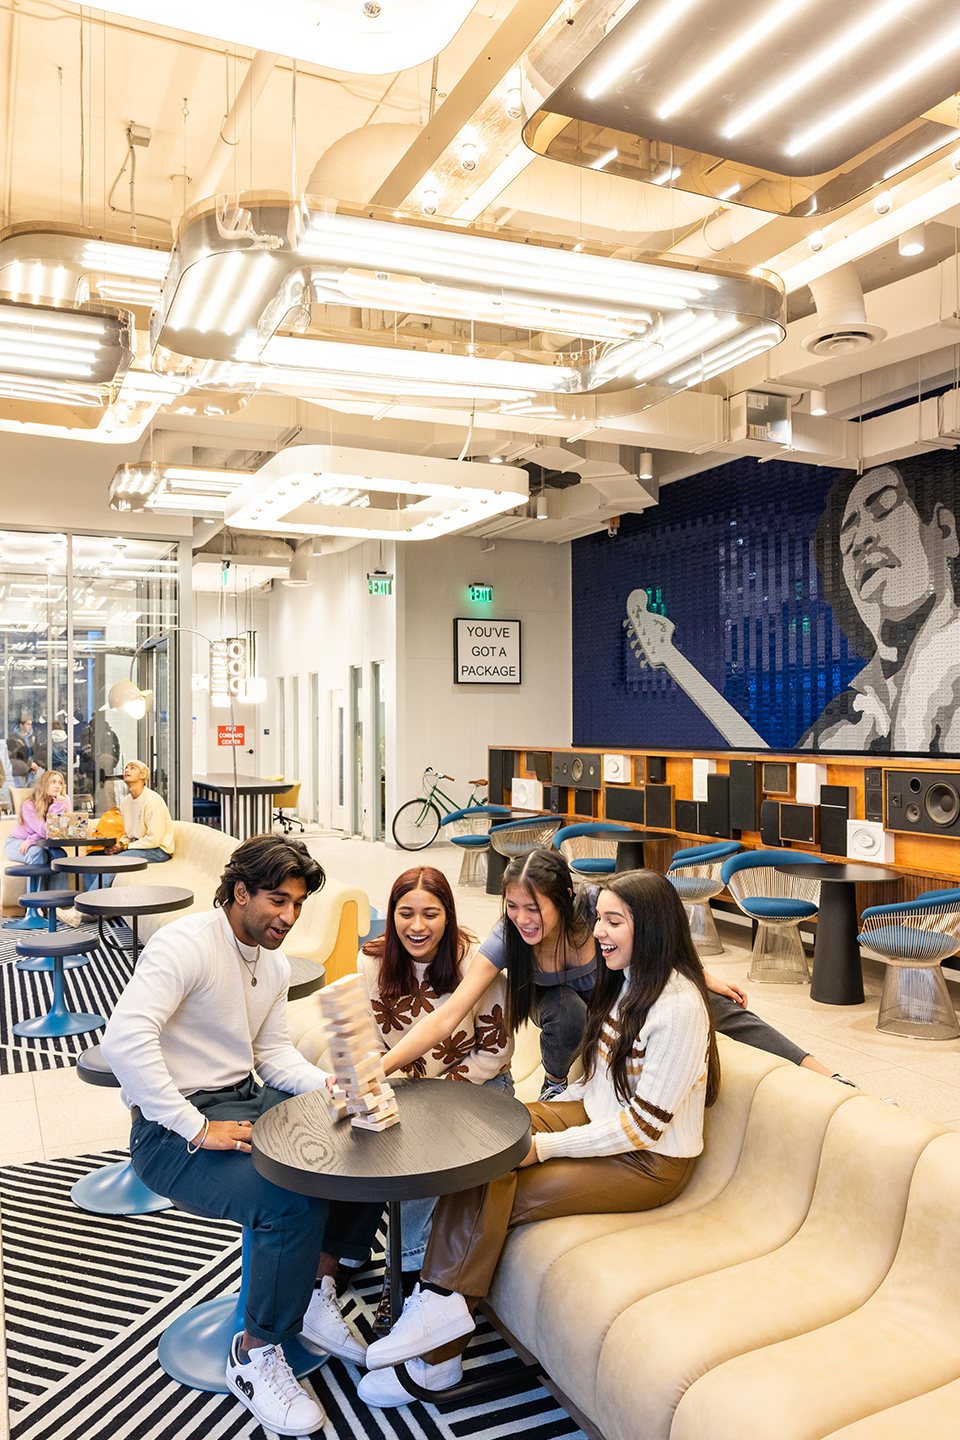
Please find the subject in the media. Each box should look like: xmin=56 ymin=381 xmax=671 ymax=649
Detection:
xmin=108 ymin=461 xmax=249 ymax=516
xmin=224 ymin=445 xmax=528 ymax=541
xmin=522 ymin=0 xmax=960 ymax=216
xmin=0 ymin=299 xmax=134 ymax=396
xmin=153 ymin=192 xmax=784 ymax=408
xmin=0 ymin=227 xmax=169 ymax=309
xmin=95 ymin=0 xmax=477 ymax=72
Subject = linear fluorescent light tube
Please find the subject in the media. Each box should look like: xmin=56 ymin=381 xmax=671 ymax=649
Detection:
xmin=788 ymin=22 xmax=960 ymax=155
xmin=586 ymin=0 xmax=699 ymax=100
xmin=633 ymin=314 xmax=741 ymax=382
xmin=652 ymin=166 xmax=682 ymax=185
xmin=262 ymin=335 xmax=579 ymax=394
xmin=660 ymin=0 xmax=806 ymax=119
xmin=591 ymin=148 xmax=619 ymax=170
xmin=723 ymin=0 xmax=913 ymax=138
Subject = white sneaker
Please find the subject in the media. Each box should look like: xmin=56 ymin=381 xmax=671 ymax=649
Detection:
xmin=358 ymin=1354 xmax=463 ymax=1407
xmin=301 ymin=1274 xmax=367 ymax=1363
xmin=365 ymin=1285 xmax=474 ymax=1370
xmin=60 ymin=907 xmax=83 ymax=929
xmin=225 ymin=1334 xmax=325 ymax=1436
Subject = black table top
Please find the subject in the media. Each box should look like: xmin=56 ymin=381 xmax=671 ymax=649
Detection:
xmin=194 ymin=773 xmax=285 ymax=796
xmin=52 ymin=855 xmax=148 ymax=875
xmin=38 ymin=836 xmax=113 ymax=850
xmin=776 ymin=862 xmax=901 ymax=884
xmin=75 ymin=885 xmax=194 ymax=918
xmin=287 ymin=954 xmax=326 ymax=1000
xmin=253 ymin=1077 xmax=531 ymax=1204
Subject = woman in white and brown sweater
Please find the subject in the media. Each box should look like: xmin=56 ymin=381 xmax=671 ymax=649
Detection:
xmin=361 ymin=868 xmax=719 ymax=1403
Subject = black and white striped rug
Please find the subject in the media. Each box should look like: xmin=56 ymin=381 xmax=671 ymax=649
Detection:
xmin=0 ymin=923 xmax=135 ymax=1074
xmin=1 ymin=1152 xmax=587 ymax=1440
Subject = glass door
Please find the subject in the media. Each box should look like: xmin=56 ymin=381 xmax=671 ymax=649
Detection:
xmin=371 ymin=661 xmax=386 ymax=841
xmin=350 ymin=665 xmax=363 ymax=836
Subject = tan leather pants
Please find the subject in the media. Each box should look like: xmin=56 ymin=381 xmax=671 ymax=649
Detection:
xmin=420 ymin=1099 xmax=692 ymax=1363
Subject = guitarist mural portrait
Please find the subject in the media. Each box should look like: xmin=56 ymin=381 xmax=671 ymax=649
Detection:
xmin=573 ymin=451 xmax=960 ymax=758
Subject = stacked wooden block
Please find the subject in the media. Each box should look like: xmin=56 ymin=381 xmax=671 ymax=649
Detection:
xmin=319 ymin=974 xmax=400 ymax=1132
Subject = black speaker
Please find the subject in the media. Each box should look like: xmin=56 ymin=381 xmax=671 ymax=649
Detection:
xmin=545 ymin=786 xmax=567 ymax=814
xmin=552 ymin=751 xmax=602 ymax=789
xmin=644 ymin=784 xmax=674 ymax=830
xmin=573 ymin=789 xmax=597 ymax=816
xmin=819 ymin=785 xmax=855 ymax=856
xmin=529 ymin=751 xmax=552 ymax=784
xmin=759 ymin=798 xmax=782 ymax=846
xmin=647 ymin=756 xmax=667 ymax=784
xmin=762 ymin=762 xmax=792 ymax=796
xmin=488 ymin=749 xmax=516 ymax=806
xmin=675 ymin=799 xmax=700 ymax=834
xmin=886 ymin=770 xmax=960 ymax=836
xmin=779 ymin=802 xmax=818 ymax=844
xmin=729 ymin=759 xmax=760 ymax=831
xmin=605 ymin=786 xmax=645 ymax=825
xmin=700 ymin=773 xmax=731 ymax=838
xmin=864 ymin=768 xmax=884 ymax=822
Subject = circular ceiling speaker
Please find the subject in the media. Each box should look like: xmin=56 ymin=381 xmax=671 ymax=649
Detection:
xmin=925 ymin=782 xmax=960 ymax=827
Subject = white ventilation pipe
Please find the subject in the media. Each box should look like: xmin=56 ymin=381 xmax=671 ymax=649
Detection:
xmin=191 ymin=51 xmax=279 ymax=204
xmin=800 ymin=263 xmax=886 ymax=357
xmin=307 ymin=124 xmax=422 ymax=204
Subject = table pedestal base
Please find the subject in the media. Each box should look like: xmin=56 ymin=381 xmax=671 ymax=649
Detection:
xmin=810 ymin=883 xmax=865 ymax=1006
xmin=615 ymin=840 xmax=646 ymax=872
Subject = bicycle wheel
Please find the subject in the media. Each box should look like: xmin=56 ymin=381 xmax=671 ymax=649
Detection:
xmin=392 ymin=800 xmax=442 ymax=850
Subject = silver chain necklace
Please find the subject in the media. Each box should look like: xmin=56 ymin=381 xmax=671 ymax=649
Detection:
xmin=230 ymin=929 xmax=260 ymax=986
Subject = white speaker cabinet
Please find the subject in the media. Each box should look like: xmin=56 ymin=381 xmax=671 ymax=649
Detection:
xmin=603 ymin=753 xmax=628 ymax=783
xmin=511 ymin=778 xmax=543 ymax=810
xmin=796 ymin=762 xmax=828 ymax=805
xmin=846 ymin=819 xmax=895 ymax=864
xmin=692 ymin=757 xmax=717 ymax=802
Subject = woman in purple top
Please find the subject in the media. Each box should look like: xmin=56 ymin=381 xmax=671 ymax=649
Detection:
xmin=5 ymin=769 xmax=68 ymax=867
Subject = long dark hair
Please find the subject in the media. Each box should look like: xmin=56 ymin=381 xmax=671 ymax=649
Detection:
xmin=580 ymin=870 xmax=720 ymax=1108
xmin=362 ymin=866 xmax=475 ymax=999
xmin=501 ymin=849 xmax=595 ymax=1031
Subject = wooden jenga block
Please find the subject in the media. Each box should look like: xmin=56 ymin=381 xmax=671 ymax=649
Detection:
xmin=316 ymin=974 xmax=400 ymax=1133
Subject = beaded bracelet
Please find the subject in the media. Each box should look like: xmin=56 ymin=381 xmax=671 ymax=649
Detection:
xmin=186 ymin=1117 xmax=209 ymax=1155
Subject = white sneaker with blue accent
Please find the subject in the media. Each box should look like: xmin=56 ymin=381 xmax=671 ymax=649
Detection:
xmin=225 ymin=1334 xmax=325 ymax=1436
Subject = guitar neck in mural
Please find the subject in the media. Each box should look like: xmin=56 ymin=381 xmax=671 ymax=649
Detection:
xmin=624 ymin=589 xmax=769 ymax=749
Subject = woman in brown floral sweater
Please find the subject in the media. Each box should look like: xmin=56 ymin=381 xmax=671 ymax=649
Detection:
xmin=354 ymin=866 xmax=512 ymax=1363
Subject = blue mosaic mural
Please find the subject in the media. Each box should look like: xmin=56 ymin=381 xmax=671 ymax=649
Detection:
xmin=571 ymin=451 xmax=960 ymax=755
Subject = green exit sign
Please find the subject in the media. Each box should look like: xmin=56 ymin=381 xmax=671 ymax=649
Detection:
xmin=469 ymin=584 xmax=493 ymax=602
xmin=367 ymin=573 xmax=393 ymax=596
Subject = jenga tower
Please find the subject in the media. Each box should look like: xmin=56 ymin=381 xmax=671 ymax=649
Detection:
xmin=317 ymin=974 xmax=400 ymax=1132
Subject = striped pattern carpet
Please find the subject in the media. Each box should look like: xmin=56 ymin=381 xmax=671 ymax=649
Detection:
xmin=0 ymin=923 xmax=135 ymax=1074
xmin=1 ymin=1152 xmax=587 ymax=1440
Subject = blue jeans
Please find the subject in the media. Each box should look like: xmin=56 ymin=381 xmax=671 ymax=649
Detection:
xmin=0 ymin=835 xmax=91 ymax=887
xmin=535 ymin=983 xmax=592 ymax=1081
xmin=129 ymin=1076 xmax=382 ymax=1346
xmin=99 ymin=848 xmax=170 ymax=888
xmin=391 ymin=1071 xmax=516 ymax=1272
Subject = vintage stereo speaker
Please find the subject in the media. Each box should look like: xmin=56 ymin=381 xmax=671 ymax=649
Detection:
xmin=644 ymin=783 xmax=674 ymax=829
xmin=692 ymin=758 xmax=716 ymax=802
xmin=729 ymin=758 xmax=760 ymax=831
xmin=779 ymin=802 xmax=819 ymax=845
xmin=528 ymin=751 xmax=552 ymax=784
xmin=511 ymin=778 xmax=543 ymax=810
xmin=819 ymin=785 xmax=856 ymax=857
xmin=573 ymin=789 xmax=598 ymax=817
xmin=675 ymin=798 xmax=701 ymax=834
xmin=545 ymin=786 xmax=567 ymax=813
xmin=647 ymin=756 xmax=668 ymax=784
xmin=886 ymin=770 xmax=960 ymax=836
xmin=847 ymin=819 xmax=895 ymax=863
xmin=762 ymin=762 xmax=793 ymax=797
xmin=605 ymin=786 xmax=645 ymax=825
xmin=864 ymin=768 xmax=885 ymax=822
xmin=603 ymin=753 xmax=629 ymax=783
xmin=759 ymin=798 xmax=783 ymax=846
xmin=796 ymin=763 xmax=828 ymax=805
xmin=488 ymin=749 xmax=516 ymax=806
xmin=552 ymin=751 xmax=602 ymax=789
xmin=699 ymin=773 xmax=731 ymax=838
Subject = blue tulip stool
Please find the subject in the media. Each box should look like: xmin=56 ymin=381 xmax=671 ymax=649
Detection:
xmin=12 ymin=889 xmax=105 ymax=1037
xmin=3 ymin=861 xmax=53 ymax=930
xmin=70 ymin=1044 xmax=172 ymax=1216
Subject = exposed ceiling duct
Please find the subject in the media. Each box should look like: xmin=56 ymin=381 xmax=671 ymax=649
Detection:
xmin=307 ymin=125 xmax=423 ymax=205
xmin=190 ymin=50 xmax=279 ymax=206
xmin=800 ymin=263 xmax=888 ymax=358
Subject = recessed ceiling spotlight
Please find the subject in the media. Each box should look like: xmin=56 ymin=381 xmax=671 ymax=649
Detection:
xmin=899 ymin=224 xmax=926 ymax=256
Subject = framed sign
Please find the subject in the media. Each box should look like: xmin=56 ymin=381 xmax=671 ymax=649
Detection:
xmin=454 ymin=618 xmax=521 ymax=684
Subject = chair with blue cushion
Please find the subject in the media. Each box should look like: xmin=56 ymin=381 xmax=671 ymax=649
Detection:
xmin=553 ymin=822 xmax=639 ymax=878
xmin=858 ymin=887 xmax=960 ymax=1040
xmin=720 ymin=849 xmax=822 ymax=984
xmin=440 ymin=804 xmax=512 ymax=886
xmin=668 ymin=841 xmax=742 ymax=956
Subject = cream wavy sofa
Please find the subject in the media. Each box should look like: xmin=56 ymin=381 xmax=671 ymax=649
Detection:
xmin=107 ymin=820 xmax=369 ymax=979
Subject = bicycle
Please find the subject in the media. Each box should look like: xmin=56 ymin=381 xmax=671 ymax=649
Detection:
xmin=392 ymin=767 xmax=489 ymax=850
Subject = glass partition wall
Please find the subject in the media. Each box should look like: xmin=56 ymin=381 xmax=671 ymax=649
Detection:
xmin=0 ymin=530 xmax=181 ymax=816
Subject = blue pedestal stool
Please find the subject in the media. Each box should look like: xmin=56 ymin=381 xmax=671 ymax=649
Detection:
xmin=71 ymin=1044 xmax=171 ymax=1215
xmin=158 ymin=1204 xmax=329 ymax=1392
xmin=13 ymin=889 xmax=105 ymax=1037
xmin=3 ymin=860 xmax=52 ymax=930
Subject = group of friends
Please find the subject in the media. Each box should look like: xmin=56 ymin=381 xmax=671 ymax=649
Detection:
xmin=97 ymin=832 xmax=851 ymax=1434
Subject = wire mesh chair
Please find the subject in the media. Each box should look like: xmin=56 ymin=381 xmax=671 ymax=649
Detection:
xmin=552 ymin=822 xmax=638 ymax=877
xmin=440 ymin=804 xmax=511 ymax=886
xmin=859 ymin=887 xmax=960 ymax=1040
xmin=720 ymin=849 xmax=822 ymax=984
xmin=668 ymin=841 xmax=742 ymax=955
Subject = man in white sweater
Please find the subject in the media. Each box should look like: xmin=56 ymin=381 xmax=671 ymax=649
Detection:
xmin=102 ymin=834 xmax=379 ymax=1437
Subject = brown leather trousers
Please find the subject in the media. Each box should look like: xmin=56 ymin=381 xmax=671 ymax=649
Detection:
xmin=420 ymin=1098 xmax=693 ymax=1363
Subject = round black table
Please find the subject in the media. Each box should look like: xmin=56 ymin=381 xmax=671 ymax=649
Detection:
xmin=37 ymin=836 xmax=114 ymax=852
xmin=253 ymin=1077 xmax=531 ymax=1402
xmin=776 ymin=862 xmax=901 ymax=1005
xmin=287 ymin=955 xmax=326 ymax=999
xmin=614 ymin=828 xmax=673 ymax=871
xmin=74 ymin=884 xmax=194 ymax=962
xmin=52 ymin=853 xmax=148 ymax=892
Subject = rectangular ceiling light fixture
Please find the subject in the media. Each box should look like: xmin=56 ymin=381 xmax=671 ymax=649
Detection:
xmin=0 ymin=298 xmax=134 ymax=390
xmin=0 ymin=227 xmax=169 ymax=308
xmin=152 ymin=193 xmax=784 ymax=411
xmin=224 ymin=444 xmax=529 ymax=541
xmin=108 ymin=461 xmax=249 ymax=516
xmin=522 ymin=0 xmax=960 ymax=216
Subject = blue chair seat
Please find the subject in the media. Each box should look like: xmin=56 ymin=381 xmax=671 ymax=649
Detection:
xmin=741 ymin=897 xmax=817 ymax=920
xmin=448 ymin=834 xmax=490 ymax=849
xmin=671 ymin=876 xmax=721 ymax=901
xmin=569 ymin=857 xmax=617 ymax=874
xmin=859 ymin=925 xmax=960 ymax=963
